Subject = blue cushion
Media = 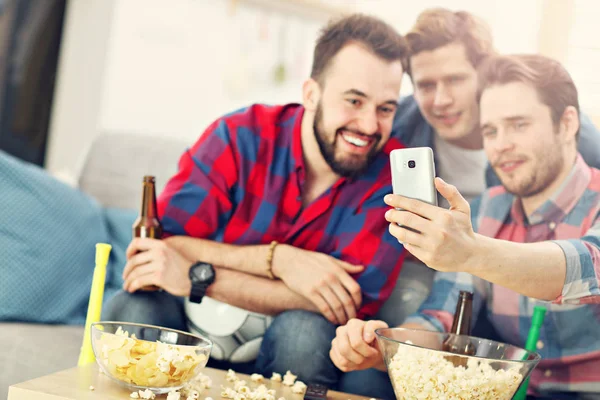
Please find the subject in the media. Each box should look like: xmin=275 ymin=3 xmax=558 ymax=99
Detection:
xmin=0 ymin=150 xmax=135 ymax=324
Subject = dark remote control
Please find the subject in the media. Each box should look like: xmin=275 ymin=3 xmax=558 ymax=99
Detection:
xmin=304 ymin=383 xmax=328 ymax=400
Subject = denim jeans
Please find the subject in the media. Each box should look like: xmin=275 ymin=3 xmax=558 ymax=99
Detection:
xmin=339 ymin=368 xmax=395 ymax=399
xmin=102 ymin=290 xmax=188 ymax=331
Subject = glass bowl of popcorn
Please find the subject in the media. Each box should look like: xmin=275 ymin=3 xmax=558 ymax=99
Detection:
xmin=375 ymin=327 xmax=541 ymax=400
xmin=91 ymin=322 xmax=212 ymax=394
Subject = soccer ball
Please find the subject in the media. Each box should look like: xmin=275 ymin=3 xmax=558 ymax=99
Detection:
xmin=185 ymin=297 xmax=273 ymax=363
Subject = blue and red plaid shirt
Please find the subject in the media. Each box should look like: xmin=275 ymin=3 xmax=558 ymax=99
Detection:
xmin=406 ymin=154 xmax=600 ymax=395
xmin=157 ymin=104 xmax=406 ymax=318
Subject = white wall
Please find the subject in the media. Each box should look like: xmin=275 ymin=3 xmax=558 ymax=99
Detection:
xmin=46 ymin=0 xmax=547 ymax=180
xmin=46 ymin=0 xmax=329 ymax=180
xmin=45 ymin=0 xmax=117 ymax=182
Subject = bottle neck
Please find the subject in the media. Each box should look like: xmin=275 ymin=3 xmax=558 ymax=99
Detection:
xmin=140 ymin=182 xmax=158 ymax=218
xmin=450 ymin=293 xmax=473 ymax=335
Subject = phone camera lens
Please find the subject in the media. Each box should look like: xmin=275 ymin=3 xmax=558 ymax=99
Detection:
xmin=408 ymin=160 xmax=416 ymax=168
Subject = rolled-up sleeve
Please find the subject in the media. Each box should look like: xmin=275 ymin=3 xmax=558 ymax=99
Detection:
xmin=552 ymin=213 xmax=600 ymax=304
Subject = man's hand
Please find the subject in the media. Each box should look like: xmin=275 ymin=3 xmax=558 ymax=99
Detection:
xmin=330 ymin=319 xmax=388 ymax=372
xmin=271 ymin=245 xmax=364 ymax=325
xmin=122 ymin=237 xmax=193 ymax=296
xmin=384 ymin=177 xmax=478 ymax=273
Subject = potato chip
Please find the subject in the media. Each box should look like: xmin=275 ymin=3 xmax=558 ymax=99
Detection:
xmin=95 ymin=327 xmax=208 ymax=389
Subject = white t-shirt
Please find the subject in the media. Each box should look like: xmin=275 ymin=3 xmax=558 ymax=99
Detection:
xmin=433 ymin=134 xmax=488 ymax=208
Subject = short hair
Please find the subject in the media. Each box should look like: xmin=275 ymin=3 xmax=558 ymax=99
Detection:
xmin=405 ymin=8 xmax=494 ymax=76
xmin=310 ymin=14 xmax=409 ymax=83
xmin=477 ymin=54 xmax=580 ymax=131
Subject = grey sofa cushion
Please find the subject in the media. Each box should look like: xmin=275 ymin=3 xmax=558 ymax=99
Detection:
xmin=0 ymin=323 xmax=83 ymax=398
xmin=78 ymin=133 xmax=189 ymax=210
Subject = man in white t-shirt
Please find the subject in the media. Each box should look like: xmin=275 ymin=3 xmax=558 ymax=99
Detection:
xmin=374 ymin=6 xmax=600 ymax=360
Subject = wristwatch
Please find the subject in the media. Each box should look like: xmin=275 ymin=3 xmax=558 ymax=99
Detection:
xmin=188 ymin=262 xmax=216 ymax=303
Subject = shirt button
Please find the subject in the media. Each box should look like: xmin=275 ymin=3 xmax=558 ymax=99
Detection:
xmin=544 ymin=369 xmax=552 ymax=377
xmin=549 ymin=222 xmax=556 ymax=230
xmin=536 ymin=340 xmax=544 ymax=350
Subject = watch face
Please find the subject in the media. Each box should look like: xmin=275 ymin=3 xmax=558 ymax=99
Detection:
xmin=192 ymin=263 xmax=214 ymax=283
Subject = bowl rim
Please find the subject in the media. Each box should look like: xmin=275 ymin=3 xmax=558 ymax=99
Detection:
xmin=91 ymin=321 xmax=213 ymax=349
xmin=374 ymin=327 xmax=541 ymax=364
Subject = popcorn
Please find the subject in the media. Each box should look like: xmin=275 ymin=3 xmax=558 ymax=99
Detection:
xmin=221 ymin=386 xmax=237 ymax=398
xmin=387 ymin=344 xmax=523 ymax=399
xmin=281 ymin=371 xmax=297 ymax=386
xmin=270 ymin=373 xmax=282 ymax=382
xmin=89 ymin=386 xmax=95 ymax=391
xmin=226 ymin=369 xmax=238 ymax=382
xmin=198 ymin=374 xmax=212 ymax=389
xmin=139 ymin=389 xmax=156 ymax=399
xmin=129 ymin=390 xmax=156 ymax=400
xmin=250 ymin=373 xmax=265 ymax=382
xmin=167 ymin=391 xmax=181 ymax=400
xmin=291 ymin=381 xmax=307 ymax=395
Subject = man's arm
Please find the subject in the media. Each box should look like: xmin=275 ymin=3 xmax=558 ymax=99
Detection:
xmin=467 ymin=236 xmax=566 ymax=301
xmin=166 ymin=236 xmax=273 ymax=279
xmin=468 ymin=217 xmax=600 ymax=304
xmin=384 ymin=178 xmax=600 ymax=304
xmin=206 ymin=267 xmax=319 ymax=315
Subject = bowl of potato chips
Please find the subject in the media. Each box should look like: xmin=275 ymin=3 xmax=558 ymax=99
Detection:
xmin=91 ymin=322 xmax=212 ymax=394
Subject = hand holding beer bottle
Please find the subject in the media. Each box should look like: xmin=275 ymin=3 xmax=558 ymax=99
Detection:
xmin=132 ymin=175 xmax=163 ymax=291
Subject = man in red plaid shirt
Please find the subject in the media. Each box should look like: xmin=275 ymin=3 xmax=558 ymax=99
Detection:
xmin=104 ymin=14 xmax=409 ymax=385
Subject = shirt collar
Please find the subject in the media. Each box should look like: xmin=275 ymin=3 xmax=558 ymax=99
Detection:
xmin=290 ymin=105 xmax=305 ymax=174
xmin=510 ymin=153 xmax=591 ymax=225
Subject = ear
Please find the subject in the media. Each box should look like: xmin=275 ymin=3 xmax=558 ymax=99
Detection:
xmin=302 ymin=78 xmax=321 ymax=112
xmin=559 ymin=106 xmax=580 ymax=143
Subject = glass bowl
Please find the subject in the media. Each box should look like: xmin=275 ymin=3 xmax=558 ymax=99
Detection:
xmin=375 ymin=327 xmax=541 ymax=400
xmin=91 ymin=321 xmax=212 ymax=394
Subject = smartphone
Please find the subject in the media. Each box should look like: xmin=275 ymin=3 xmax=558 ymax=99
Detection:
xmin=390 ymin=147 xmax=438 ymax=208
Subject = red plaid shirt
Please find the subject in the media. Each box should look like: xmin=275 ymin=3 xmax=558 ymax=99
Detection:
xmin=158 ymin=104 xmax=406 ymax=317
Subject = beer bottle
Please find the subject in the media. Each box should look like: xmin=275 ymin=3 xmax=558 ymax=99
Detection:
xmin=132 ymin=175 xmax=162 ymax=291
xmin=133 ymin=175 xmax=163 ymax=239
xmin=442 ymin=291 xmax=476 ymax=363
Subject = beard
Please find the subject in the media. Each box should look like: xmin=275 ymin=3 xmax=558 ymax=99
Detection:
xmin=496 ymin=143 xmax=564 ymax=198
xmin=313 ymin=102 xmax=381 ymax=178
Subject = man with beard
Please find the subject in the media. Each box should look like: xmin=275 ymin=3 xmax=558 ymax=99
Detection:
xmin=103 ymin=14 xmax=409 ymax=385
xmin=332 ymin=54 xmax=600 ymax=399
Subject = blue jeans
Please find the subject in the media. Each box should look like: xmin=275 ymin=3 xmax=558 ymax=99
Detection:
xmin=102 ymin=290 xmax=188 ymax=331
xmin=254 ymin=310 xmax=340 ymax=387
xmin=339 ymin=368 xmax=395 ymax=399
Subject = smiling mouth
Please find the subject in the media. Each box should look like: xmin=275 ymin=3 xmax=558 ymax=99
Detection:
xmin=342 ymin=132 xmax=370 ymax=147
xmin=434 ymin=112 xmax=461 ymax=125
xmin=338 ymin=129 xmax=379 ymax=153
xmin=497 ymin=160 xmax=526 ymax=173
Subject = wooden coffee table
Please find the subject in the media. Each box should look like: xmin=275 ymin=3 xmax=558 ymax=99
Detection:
xmin=8 ymin=364 xmax=374 ymax=400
